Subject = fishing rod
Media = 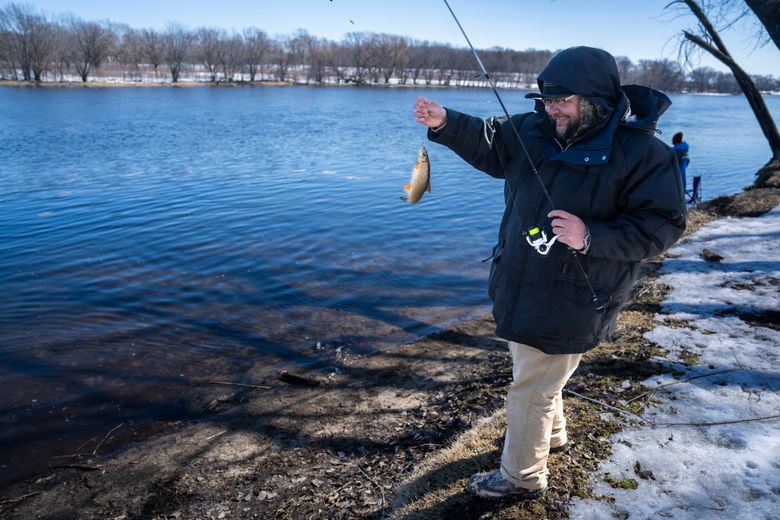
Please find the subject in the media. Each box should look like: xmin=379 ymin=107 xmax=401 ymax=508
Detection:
xmin=441 ymin=0 xmax=604 ymax=310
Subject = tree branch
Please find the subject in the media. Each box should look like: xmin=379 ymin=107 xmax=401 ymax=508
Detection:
xmin=681 ymin=0 xmax=733 ymax=58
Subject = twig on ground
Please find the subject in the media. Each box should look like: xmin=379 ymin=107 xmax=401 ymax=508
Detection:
xmin=333 ymin=478 xmax=356 ymax=495
xmin=568 ymin=390 xmax=780 ymax=428
xmin=0 ymin=492 xmax=42 ymax=505
xmin=69 ymin=436 xmax=98 ymax=458
xmin=655 ymin=414 xmax=780 ymax=427
xmin=92 ymin=423 xmax=124 ymax=456
xmin=279 ymin=371 xmax=320 ymax=387
xmin=52 ymin=464 xmax=102 ymax=471
xmin=357 ymin=465 xmax=386 ymax=518
xmin=207 ymin=381 xmax=271 ymax=390
xmin=624 ymin=369 xmax=738 ymax=404
xmin=565 ymin=389 xmax=649 ymax=425
xmin=412 ymin=443 xmax=442 ymax=449
xmin=204 ymin=430 xmax=227 ymax=442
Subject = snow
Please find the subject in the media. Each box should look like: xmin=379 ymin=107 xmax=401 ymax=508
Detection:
xmin=569 ymin=205 xmax=780 ymax=520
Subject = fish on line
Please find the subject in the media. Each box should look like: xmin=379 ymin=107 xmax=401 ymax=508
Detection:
xmin=401 ymin=145 xmax=431 ymax=204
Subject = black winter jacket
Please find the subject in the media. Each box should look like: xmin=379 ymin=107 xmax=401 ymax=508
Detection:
xmin=428 ymin=87 xmax=686 ymax=354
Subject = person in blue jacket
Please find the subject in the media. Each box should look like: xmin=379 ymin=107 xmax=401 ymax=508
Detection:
xmin=672 ymin=131 xmax=690 ymax=191
xmin=413 ymin=46 xmax=686 ymax=500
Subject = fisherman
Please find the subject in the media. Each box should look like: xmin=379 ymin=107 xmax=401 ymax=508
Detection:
xmin=412 ymin=46 xmax=686 ymax=500
xmin=672 ymin=131 xmax=691 ymax=191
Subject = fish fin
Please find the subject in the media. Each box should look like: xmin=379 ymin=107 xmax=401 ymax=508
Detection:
xmin=403 ymin=183 xmax=412 ymax=193
xmin=400 ymin=196 xmax=408 ymax=202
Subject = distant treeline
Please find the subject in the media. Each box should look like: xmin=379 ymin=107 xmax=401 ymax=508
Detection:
xmin=1 ymin=3 xmax=778 ymax=93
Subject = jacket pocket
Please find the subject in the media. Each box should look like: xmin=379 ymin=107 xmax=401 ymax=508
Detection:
xmin=544 ymin=278 xmax=611 ymax=340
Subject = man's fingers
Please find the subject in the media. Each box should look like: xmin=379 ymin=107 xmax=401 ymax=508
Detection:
xmin=548 ymin=209 xmax=573 ymax=220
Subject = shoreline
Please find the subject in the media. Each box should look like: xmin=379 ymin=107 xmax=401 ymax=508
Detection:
xmin=2 ymin=79 xmax=776 ymax=95
xmin=0 ymin=79 xmax=491 ymax=89
xmin=2 ymin=186 xmax=778 ymax=519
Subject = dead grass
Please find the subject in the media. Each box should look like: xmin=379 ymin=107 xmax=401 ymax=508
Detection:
xmin=699 ymin=187 xmax=780 ymax=219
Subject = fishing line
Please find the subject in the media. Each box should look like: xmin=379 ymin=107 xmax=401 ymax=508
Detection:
xmin=441 ymin=0 xmax=604 ymax=309
xmin=327 ymin=0 xmax=358 ymax=30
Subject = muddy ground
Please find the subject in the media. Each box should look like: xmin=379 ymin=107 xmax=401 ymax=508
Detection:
xmin=2 ymin=186 xmax=778 ymax=520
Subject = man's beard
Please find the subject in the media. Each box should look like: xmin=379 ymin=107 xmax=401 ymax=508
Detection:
xmin=553 ymin=116 xmax=579 ymax=140
xmin=550 ymin=116 xmax=580 ymax=141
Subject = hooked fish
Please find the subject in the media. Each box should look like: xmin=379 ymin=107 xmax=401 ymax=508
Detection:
xmin=400 ymin=145 xmax=431 ymax=204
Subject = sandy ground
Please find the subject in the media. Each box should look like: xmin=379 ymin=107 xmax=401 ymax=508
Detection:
xmin=2 ymin=184 xmax=778 ymax=520
xmin=1 ymin=315 xmax=516 ymax=519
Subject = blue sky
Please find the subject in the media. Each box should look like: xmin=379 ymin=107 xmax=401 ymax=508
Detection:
xmin=29 ymin=0 xmax=779 ymax=75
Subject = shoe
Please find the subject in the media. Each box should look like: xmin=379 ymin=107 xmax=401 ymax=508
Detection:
xmin=549 ymin=440 xmax=569 ymax=453
xmin=467 ymin=470 xmax=546 ymax=500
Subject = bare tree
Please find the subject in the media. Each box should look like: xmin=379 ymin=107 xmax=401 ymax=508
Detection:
xmin=51 ymin=24 xmax=71 ymax=81
xmin=343 ymin=32 xmax=371 ymax=84
xmin=711 ymin=69 xmax=740 ymax=93
xmin=614 ymin=56 xmax=634 ymax=83
xmin=365 ymin=34 xmax=383 ymax=83
xmin=163 ymin=23 xmax=190 ymax=83
xmin=0 ymin=28 xmax=10 ymax=78
xmin=243 ymin=27 xmax=269 ymax=81
xmin=288 ymin=29 xmax=312 ymax=83
xmin=752 ymin=74 xmax=778 ymax=92
xmin=0 ymin=3 xmax=31 ymax=79
xmin=69 ymin=18 xmax=114 ymax=82
xmin=407 ymin=40 xmax=432 ymax=85
xmin=301 ymin=33 xmax=328 ymax=84
xmin=114 ymin=24 xmax=144 ymax=81
xmin=371 ymin=33 xmax=407 ymax=84
xmin=141 ymin=28 xmax=164 ymax=76
xmin=688 ymin=66 xmax=719 ymax=91
xmin=324 ymin=40 xmax=349 ymax=83
xmin=0 ymin=3 xmax=59 ymax=81
xmin=28 ymin=13 xmax=59 ymax=80
xmin=221 ymin=33 xmax=244 ymax=81
xmin=271 ymin=36 xmax=291 ymax=82
xmin=195 ymin=27 xmax=225 ymax=82
xmin=633 ymin=58 xmax=685 ymax=91
xmin=671 ymin=0 xmax=780 ymax=176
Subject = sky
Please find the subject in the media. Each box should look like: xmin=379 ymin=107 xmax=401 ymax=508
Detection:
xmin=569 ymin=206 xmax=780 ymax=519
xmin=26 ymin=0 xmax=780 ymax=76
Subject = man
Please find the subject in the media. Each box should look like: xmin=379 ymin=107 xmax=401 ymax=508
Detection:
xmin=413 ymin=46 xmax=686 ymax=500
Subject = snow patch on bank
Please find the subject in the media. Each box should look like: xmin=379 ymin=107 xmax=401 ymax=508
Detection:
xmin=569 ymin=206 xmax=780 ymax=520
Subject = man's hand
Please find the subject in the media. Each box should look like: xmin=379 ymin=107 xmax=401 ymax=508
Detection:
xmin=413 ymin=96 xmax=447 ymax=129
xmin=548 ymin=210 xmax=589 ymax=251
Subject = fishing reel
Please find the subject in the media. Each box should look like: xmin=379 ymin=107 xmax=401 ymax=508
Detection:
xmin=525 ymin=226 xmax=559 ymax=256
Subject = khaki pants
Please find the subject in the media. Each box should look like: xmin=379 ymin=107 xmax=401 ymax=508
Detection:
xmin=500 ymin=341 xmax=582 ymax=490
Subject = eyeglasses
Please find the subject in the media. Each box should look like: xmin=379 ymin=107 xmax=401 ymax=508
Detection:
xmin=542 ymin=95 xmax=576 ymax=107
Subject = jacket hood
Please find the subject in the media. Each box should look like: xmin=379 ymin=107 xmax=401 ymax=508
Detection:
xmin=529 ymin=84 xmax=672 ymax=167
xmin=537 ymin=46 xmax=622 ymax=107
xmin=621 ymin=84 xmax=672 ymax=132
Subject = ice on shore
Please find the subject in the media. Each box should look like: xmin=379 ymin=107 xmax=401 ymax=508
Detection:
xmin=569 ymin=205 xmax=780 ymax=520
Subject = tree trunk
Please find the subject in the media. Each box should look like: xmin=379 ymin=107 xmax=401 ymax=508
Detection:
xmin=685 ymin=31 xmax=780 ymax=158
xmin=678 ymin=0 xmax=780 ymax=186
xmin=744 ymin=0 xmax=780 ymax=50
